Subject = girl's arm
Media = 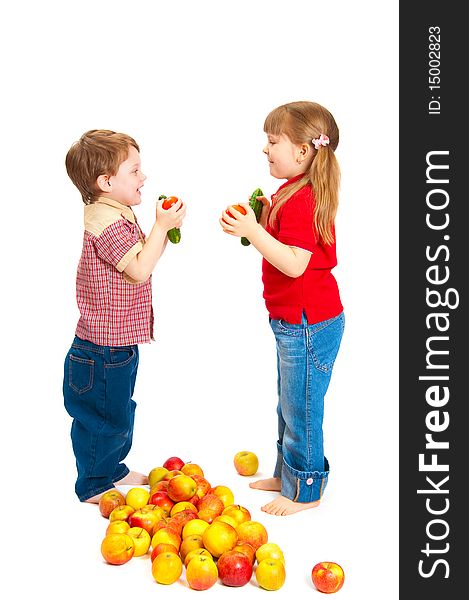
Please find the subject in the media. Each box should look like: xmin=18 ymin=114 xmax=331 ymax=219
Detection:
xmin=125 ymin=198 xmax=186 ymax=283
xmin=220 ymin=204 xmax=311 ymax=278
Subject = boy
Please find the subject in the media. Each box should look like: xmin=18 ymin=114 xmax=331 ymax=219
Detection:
xmin=63 ymin=130 xmax=185 ymax=503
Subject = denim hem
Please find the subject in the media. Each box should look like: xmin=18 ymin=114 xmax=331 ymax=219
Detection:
xmin=113 ymin=465 xmax=130 ymax=485
xmin=280 ymin=456 xmax=330 ymax=503
xmin=78 ymin=483 xmax=116 ymax=502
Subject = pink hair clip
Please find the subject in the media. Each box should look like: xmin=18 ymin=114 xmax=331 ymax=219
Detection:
xmin=312 ymin=134 xmax=330 ymax=150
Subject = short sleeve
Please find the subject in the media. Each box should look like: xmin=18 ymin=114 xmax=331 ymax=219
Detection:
xmin=93 ymin=219 xmax=143 ymax=272
xmin=277 ymin=188 xmax=316 ymax=252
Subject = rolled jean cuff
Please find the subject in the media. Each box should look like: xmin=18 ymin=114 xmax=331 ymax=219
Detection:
xmin=280 ymin=455 xmax=330 ymax=503
xmin=273 ymin=441 xmax=284 ymax=478
xmin=77 ymin=465 xmax=129 ymax=502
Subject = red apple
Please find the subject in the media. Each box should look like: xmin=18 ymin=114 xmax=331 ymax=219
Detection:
xmin=167 ymin=475 xmax=197 ymax=502
xmin=233 ymin=541 xmax=256 ymax=565
xmin=163 ymin=469 xmax=184 ymax=481
xmin=235 ymin=520 xmax=268 ymax=551
xmin=99 ymin=490 xmax=126 ymax=518
xmin=150 ymin=480 xmax=169 ymax=494
xmin=100 ymin=533 xmax=134 ymax=565
xmin=148 ymin=491 xmax=175 ymax=515
xmin=162 ymin=456 xmax=185 ymax=471
xmin=217 ymin=550 xmax=253 ymax=587
xmin=197 ymin=493 xmax=224 ymax=517
xmin=311 ymin=561 xmax=345 ymax=593
xmin=192 ymin=475 xmax=212 ymax=500
xmin=128 ymin=506 xmax=164 ymax=534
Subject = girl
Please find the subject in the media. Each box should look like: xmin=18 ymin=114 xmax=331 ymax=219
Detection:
xmin=220 ymin=101 xmax=345 ymax=516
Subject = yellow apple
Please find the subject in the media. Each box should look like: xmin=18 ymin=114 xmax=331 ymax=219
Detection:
xmin=125 ymin=487 xmax=150 ymax=510
xmin=202 ymin=521 xmax=238 ymax=558
xmin=256 ymin=542 xmax=285 ymax=564
xmin=100 ymin=533 xmax=134 ymax=565
xmin=233 ymin=451 xmax=259 ymax=476
xmin=255 ymin=558 xmax=286 ymax=590
xmin=179 ymin=534 xmax=205 ymax=562
xmin=222 ymin=504 xmax=251 ymax=525
xmin=184 ymin=548 xmax=213 ymax=568
xmin=127 ymin=527 xmax=151 ymax=556
xmin=148 ymin=466 xmax=169 ymax=488
xmin=210 ymin=485 xmax=235 ymax=507
xmin=185 ymin=555 xmax=218 ymax=590
xmin=151 ymin=552 xmax=183 ymax=584
xmin=106 ymin=520 xmax=130 ymax=535
xmin=182 ymin=518 xmax=210 ymax=539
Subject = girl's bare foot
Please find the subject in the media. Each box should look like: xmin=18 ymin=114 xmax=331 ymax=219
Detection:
xmin=261 ymin=495 xmax=320 ymax=516
xmin=249 ymin=477 xmax=281 ymax=491
xmin=115 ymin=470 xmax=149 ymax=486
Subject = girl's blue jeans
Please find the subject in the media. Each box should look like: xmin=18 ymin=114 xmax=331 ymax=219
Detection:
xmin=270 ymin=311 xmax=345 ymax=503
xmin=63 ymin=336 xmax=139 ymax=501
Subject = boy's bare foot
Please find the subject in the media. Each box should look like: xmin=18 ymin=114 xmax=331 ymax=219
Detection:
xmin=83 ymin=471 xmax=149 ymax=504
xmin=84 ymin=490 xmax=112 ymax=504
xmin=261 ymin=495 xmax=320 ymax=516
xmin=115 ymin=470 xmax=149 ymax=486
xmin=249 ymin=477 xmax=281 ymax=492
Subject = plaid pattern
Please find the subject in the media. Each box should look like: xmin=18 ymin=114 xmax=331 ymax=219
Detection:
xmin=75 ymin=198 xmax=153 ymax=346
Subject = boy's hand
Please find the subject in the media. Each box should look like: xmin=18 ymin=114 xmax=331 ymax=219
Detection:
xmin=219 ymin=202 xmax=260 ymax=239
xmin=156 ymin=196 xmax=186 ymax=232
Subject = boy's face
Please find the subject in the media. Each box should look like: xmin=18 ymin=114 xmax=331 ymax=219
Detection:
xmin=104 ymin=146 xmax=147 ymax=206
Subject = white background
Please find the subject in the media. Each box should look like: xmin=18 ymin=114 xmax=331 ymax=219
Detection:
xmin=1 ymin=1 xmax=398 ymax=598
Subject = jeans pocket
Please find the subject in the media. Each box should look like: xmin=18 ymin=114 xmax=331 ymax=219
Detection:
xmin=68 ymin=354 xmax=94 ymax=394
xmin=307 ymin=313 xmax=345 ymax=373
xmin=108 ymin=346 xmax=137 ymax=368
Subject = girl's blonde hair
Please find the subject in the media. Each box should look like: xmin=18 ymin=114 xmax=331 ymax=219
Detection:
xmin=264 ymin=101 xmax=340 ymax=245
xmin=65 ymin=130 xmax=140 ymax=204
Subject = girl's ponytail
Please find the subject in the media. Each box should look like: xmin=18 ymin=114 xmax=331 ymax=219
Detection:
xmin=310 ymin=144 xmax=340 ymax=245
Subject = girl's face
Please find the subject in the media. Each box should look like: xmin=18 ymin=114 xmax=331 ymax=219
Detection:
xmin=106 ymin=146 xmax=147 ymax=207
xmin=263 ymin=133 xmax=308 ymax=180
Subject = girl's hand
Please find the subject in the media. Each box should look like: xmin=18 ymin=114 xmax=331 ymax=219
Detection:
xmin=256 ymin=195 xmax=270 ymax=228
xmin=156 ymin=196 xmax=186 ymax=232
xmin=219 ymin=202 xmax=260 ymax=238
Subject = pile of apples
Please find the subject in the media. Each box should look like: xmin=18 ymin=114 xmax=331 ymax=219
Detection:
xmin=99 ymin=455 xmax=287 ymax=591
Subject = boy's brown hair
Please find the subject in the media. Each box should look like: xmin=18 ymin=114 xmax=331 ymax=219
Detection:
xmin=65 ymin=130 xmax=140 ymax=204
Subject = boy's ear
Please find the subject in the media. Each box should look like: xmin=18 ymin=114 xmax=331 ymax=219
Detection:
xmin=96 ymin=174 xmax=112 ymax=192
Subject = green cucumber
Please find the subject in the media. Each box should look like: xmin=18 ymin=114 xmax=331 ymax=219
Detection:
xmin=241 ymin=187 xmax=264 ymax=246
xmin=159 ymin=194 xmax=181 ymax=244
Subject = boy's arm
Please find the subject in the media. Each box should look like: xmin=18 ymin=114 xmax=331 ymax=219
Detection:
xmin=124 ymin=198 xmax=185 ymax=283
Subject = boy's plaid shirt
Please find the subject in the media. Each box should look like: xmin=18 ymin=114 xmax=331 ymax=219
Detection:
xmin=75 ymin=197 xmax=153 ymax=346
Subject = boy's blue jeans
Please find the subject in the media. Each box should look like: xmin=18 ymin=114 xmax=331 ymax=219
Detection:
xmin=63 ymin=336 xmax=139 ymax=501
xmin=270 ymin=311 xmax=345 ymax=503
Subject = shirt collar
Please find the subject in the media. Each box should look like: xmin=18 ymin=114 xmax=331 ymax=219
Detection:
xmin=95 ymin=197 xmax=136 ymax=223
xmin=276 ymin=173 xmax=306 ymax=192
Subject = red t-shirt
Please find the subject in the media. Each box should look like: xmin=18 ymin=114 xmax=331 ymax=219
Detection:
xmin=262 ymin=175 xmax=343 ymax=325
